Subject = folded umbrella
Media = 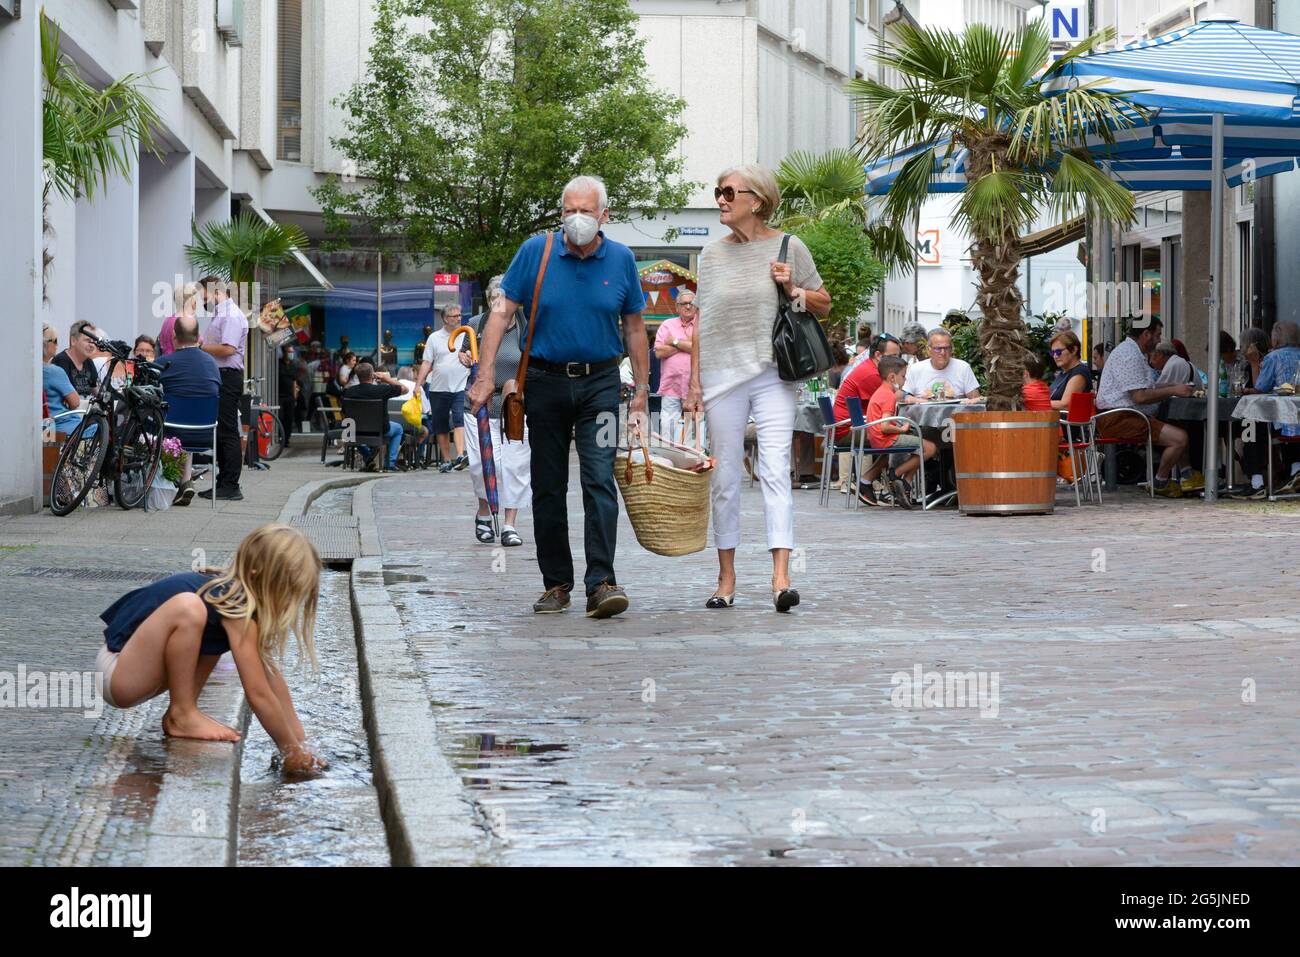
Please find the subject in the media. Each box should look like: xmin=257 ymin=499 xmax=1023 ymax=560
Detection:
xmin=450 ymin=325 xmax=499 ymax=539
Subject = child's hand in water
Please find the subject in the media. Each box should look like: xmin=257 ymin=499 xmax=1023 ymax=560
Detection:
xmin=281 ymin=743 xmax=328 ymax=774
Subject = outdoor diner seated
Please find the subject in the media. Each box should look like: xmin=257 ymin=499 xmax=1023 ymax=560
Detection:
xmin=1094 ymin=316 xmax=1199 ymax=498
xmin=1150 ymin=341 xmax=1201 ymax=386
xmin=901 ymin=328 xmax=981 ymax=402
xmin=156 ymin=317 xmax=221 ymax=507
xmin=1239 ymin=319 xmax=1300 ymax=495
xmin=52 ymin=319 xmax=100 ymax=397
xmin=346 ymin=361 xmax=404 ymax=472
xmin=856 ymin=356 xmax=937 ymax=510
xmin=42 ymin=322 xmax=82 ymax=437
xmin=832 ymin=333 xmax=901 ymax=440
xmin=1021 ymin=353 xmax=1053 ymax=411
xmin=1049 ymin=330 xmax=1093 ymax=411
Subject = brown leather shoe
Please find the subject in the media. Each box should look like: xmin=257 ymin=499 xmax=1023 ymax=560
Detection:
xmin=585 ymin=581 xmax=628 ymax=619
xmin=532 ymin=586 xmax=572 ymax=614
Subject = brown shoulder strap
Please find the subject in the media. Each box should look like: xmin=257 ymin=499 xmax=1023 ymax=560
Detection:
xmin=515 ymin=232 xmax=554 ymax=394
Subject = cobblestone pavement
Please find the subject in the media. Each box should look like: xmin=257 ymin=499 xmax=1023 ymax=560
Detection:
xmin=376 ymin=468 xmax=1300 ymax=865
xmin=0 ymin=450 xmax=340 ymax=865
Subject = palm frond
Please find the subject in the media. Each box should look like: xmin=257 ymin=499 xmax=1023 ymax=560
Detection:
xmin=186 ymin=211 xmax=310 ymax=285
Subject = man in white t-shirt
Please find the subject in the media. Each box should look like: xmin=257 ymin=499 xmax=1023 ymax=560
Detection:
xmin=415 ymin=304 xmax=470 ymax=471
xmin=902 ymin=328 xmax=982 ymax=402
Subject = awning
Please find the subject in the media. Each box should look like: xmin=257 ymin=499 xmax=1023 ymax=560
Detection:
xmin=1018 ymin=216 xmax=1085 ymax=258
xmin=249 ymin=204 xmax=334 ymax=291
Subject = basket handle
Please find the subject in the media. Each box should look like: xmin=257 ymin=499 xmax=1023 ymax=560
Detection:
xmin=624 ymin=432 xmax=654 ymax=485
xmin=676 ymin=411 xmax=704 ymax=453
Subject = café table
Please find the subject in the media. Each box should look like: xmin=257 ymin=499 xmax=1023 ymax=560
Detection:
xmin=901 ymin=400 xmax=986 ymax=509
xmin=1231 ymin=392 xmax=1300 ymax=499
xmin=1153 ymin=393 xmax=1243 ymax=491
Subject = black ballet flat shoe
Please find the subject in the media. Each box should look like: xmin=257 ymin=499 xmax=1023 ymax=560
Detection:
xmin=705 ymin=593 xmax=735 ymax=609
xmin=773 ymin=588 xmax=800 ymax=613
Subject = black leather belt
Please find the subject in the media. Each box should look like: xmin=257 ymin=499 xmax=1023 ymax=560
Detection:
xmin=531 ymin=357 xmax=620 ymax=378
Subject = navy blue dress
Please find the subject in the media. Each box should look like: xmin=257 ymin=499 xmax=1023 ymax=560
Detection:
xmin=100 ymin=572 xmax=231 ymax=656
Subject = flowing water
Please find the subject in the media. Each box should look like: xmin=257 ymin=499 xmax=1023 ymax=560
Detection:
xmin=235 ymin=486 xmax=390 ymax=866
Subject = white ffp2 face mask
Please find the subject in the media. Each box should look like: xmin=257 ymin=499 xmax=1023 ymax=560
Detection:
xmin=562 ymin=212 xmax=600 ymax=246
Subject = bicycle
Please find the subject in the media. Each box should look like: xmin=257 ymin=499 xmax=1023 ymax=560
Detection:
xmin=49 ymin=338 xmax=168 ymax=515
xmin=245 ymin=375 xmax=286 ymax=463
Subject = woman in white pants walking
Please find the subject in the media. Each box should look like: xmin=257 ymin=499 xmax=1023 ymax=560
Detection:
xmin=684 ymin=164 xmax=831 ymax=612
xmin=461 ymin=276 xmax=532 ymax=547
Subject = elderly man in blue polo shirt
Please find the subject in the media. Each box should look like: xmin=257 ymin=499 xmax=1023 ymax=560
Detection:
xmin=469 ymin=175 xmax=650 ymax=619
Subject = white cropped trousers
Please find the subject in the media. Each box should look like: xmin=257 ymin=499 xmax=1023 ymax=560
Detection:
xmin=704 ymin=365 xmax=796 ymax=551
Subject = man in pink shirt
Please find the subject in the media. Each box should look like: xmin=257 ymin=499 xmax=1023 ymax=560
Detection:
xmin=198 ymin=276 xmax=249 ymax=501
xmin=653 ymin=289 xmax=702 ymax=444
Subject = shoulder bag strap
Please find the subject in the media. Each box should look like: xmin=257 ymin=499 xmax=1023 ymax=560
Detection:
xmin=515 ymin=232 xmax=554 ymax=393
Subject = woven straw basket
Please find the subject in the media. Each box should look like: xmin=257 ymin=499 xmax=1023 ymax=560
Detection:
xmin=615 ymin=437 xmax=711 ymax=557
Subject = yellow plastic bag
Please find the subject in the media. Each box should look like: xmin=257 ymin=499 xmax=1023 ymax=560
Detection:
xmin=401 ymin=393 xmax=423 ymax=429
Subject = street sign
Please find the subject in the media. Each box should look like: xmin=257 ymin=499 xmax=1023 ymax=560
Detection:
xmin=917 ymin=229 xmax=941 ymax=266
xmin=433 ymin=273 xmax=459 ymax=285
xmin=1047 ymin=2 xmax=1085 ymax=44
xmin=679 ymin=227 xmax=710 ymax=236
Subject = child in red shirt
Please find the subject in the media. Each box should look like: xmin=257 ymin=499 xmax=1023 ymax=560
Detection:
xmin=1022 ymin=353 xmax=1053 ymax=411
xmin=858 ymin=356 xmax=937 ymax=509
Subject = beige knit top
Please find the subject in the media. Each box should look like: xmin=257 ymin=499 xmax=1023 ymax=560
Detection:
xmin=695 ymin=232 xmax=822 ymax=404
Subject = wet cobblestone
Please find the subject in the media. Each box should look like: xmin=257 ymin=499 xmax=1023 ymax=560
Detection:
xmin=376 ymin=469 xmax=1300 ymax=865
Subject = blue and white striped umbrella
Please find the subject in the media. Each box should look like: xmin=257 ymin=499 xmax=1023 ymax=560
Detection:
xmin=864 ymin=136 xmax=1295 ymax=195
xmin=1041 ymin=18 xmax=1300 ymax=120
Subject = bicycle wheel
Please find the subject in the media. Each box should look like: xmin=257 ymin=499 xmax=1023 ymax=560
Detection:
xmin=115 ymin=407 xmax=165 ymax=510
xmin=49 ymin=414 xmax=109 ymax=516
xmin=258 ymin=409 xmax=286 ymax=461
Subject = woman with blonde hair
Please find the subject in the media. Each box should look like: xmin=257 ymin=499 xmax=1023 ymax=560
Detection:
xmin=159 ymin=281 xmax=201 ymax=356
xmin=95 ymin=524 xmax=327 ymax=773
xmin=684 ymin=164 xmax=831 ymax=613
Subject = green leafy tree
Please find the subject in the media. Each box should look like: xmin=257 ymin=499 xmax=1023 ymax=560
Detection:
xmin=791 ymin=213 xmax=886 ymax=332
xmin=850 ymin=21 xmax=1142 ymax=409
xmin=314 ymin=0 xmax=695 ymax=288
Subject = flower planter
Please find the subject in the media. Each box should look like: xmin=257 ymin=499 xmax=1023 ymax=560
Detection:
xmin=952 ymin=410 xmax=1058 ymax=515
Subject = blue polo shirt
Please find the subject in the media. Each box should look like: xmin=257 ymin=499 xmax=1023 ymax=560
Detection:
xmin=156 ymin=346 xmax=221 ymax=399
xmin=500 ymin=231 xmax=643 ymax=364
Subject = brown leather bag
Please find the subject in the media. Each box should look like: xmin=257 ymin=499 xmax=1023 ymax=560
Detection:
xmin=502 ymin=231 xmax=554 ymax=441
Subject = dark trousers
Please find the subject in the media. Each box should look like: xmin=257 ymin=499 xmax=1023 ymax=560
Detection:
xmin=217 ymin=368 xmax=243 ymax=489
xmin=525 ymin=365 xmax=620 ymax=596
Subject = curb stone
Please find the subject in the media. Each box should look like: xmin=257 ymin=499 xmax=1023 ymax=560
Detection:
xmin=142 ymin=474 xmax=378 ymax=866
xmin=351 ymin=480 xmax=489 ymax=865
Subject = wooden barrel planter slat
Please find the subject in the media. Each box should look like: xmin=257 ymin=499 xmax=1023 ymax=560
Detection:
xmin=952 ymin=410 xmax=1058 ymax=515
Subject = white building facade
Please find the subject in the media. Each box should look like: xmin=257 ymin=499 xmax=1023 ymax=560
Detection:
xmin=1 ymin=0 xmax=377 ymax=513
xmin=606 ymin=0 xmax=872 ymax=267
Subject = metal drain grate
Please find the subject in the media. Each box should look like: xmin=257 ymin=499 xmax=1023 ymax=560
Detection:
xmin=288 ymin=515 xmax=360 ymax=562
xmin=7 ymin=566 xmax=164 ymax=582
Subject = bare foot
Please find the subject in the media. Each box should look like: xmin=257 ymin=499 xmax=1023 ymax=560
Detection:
xmin=163 ymin=708 xmax=241 ymax=742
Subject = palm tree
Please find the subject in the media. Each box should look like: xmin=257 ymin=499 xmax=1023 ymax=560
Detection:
xmin=849 ymin=21 xmax=1144 ymax=409
xmin=185 ymin=211 xmax=309 ymax=286
xmin=773 ymin=148 xmax=871 ymax=229
xmin=41 ymin=16 xmax=161 ymax=298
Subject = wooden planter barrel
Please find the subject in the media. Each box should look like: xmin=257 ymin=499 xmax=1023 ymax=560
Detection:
xmin=952 ymin=410 xmax=1058 ymax=515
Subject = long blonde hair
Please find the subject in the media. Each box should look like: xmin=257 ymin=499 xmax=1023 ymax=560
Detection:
xmin=199 ymin=524 xmax=322 ymax=670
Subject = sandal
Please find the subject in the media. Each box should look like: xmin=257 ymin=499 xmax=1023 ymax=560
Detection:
xmin=500 ymin=527 xmax=523 ymax=547
xmin=474 ymin=516 xmax=495 ymax=544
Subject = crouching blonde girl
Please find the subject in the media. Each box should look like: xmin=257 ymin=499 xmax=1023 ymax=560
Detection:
xmin=96 ymin=524 xmax=327 ymax=774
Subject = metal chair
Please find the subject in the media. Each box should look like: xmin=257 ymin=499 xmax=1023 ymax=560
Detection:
xmin=340 ymin=397 xmax=389 ymax=470
xmin=816 ymin=396 xmax=856 ymax=507
xmin=163 ymin=393 xmax=219 ymax=510
xmin=1091 ymin=399 xmax=1155 ymax=498
xmin=1061 ymin=391 xmax=1103 ymax=506
xmin=312 ymin=394 xmax=348 ymax=464
xmin=844 ymin=396 xmax=927 ymax=511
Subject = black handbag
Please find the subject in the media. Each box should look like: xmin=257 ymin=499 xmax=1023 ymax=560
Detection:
xmin=771 ymin=234 xmax=833 ymax=382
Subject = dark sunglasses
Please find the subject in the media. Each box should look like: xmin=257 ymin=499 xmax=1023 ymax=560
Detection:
xmin=1049 ymin=348 xmax=1066 ymax=357
xmin=714 ymin=186 xmax=756 ymax=203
